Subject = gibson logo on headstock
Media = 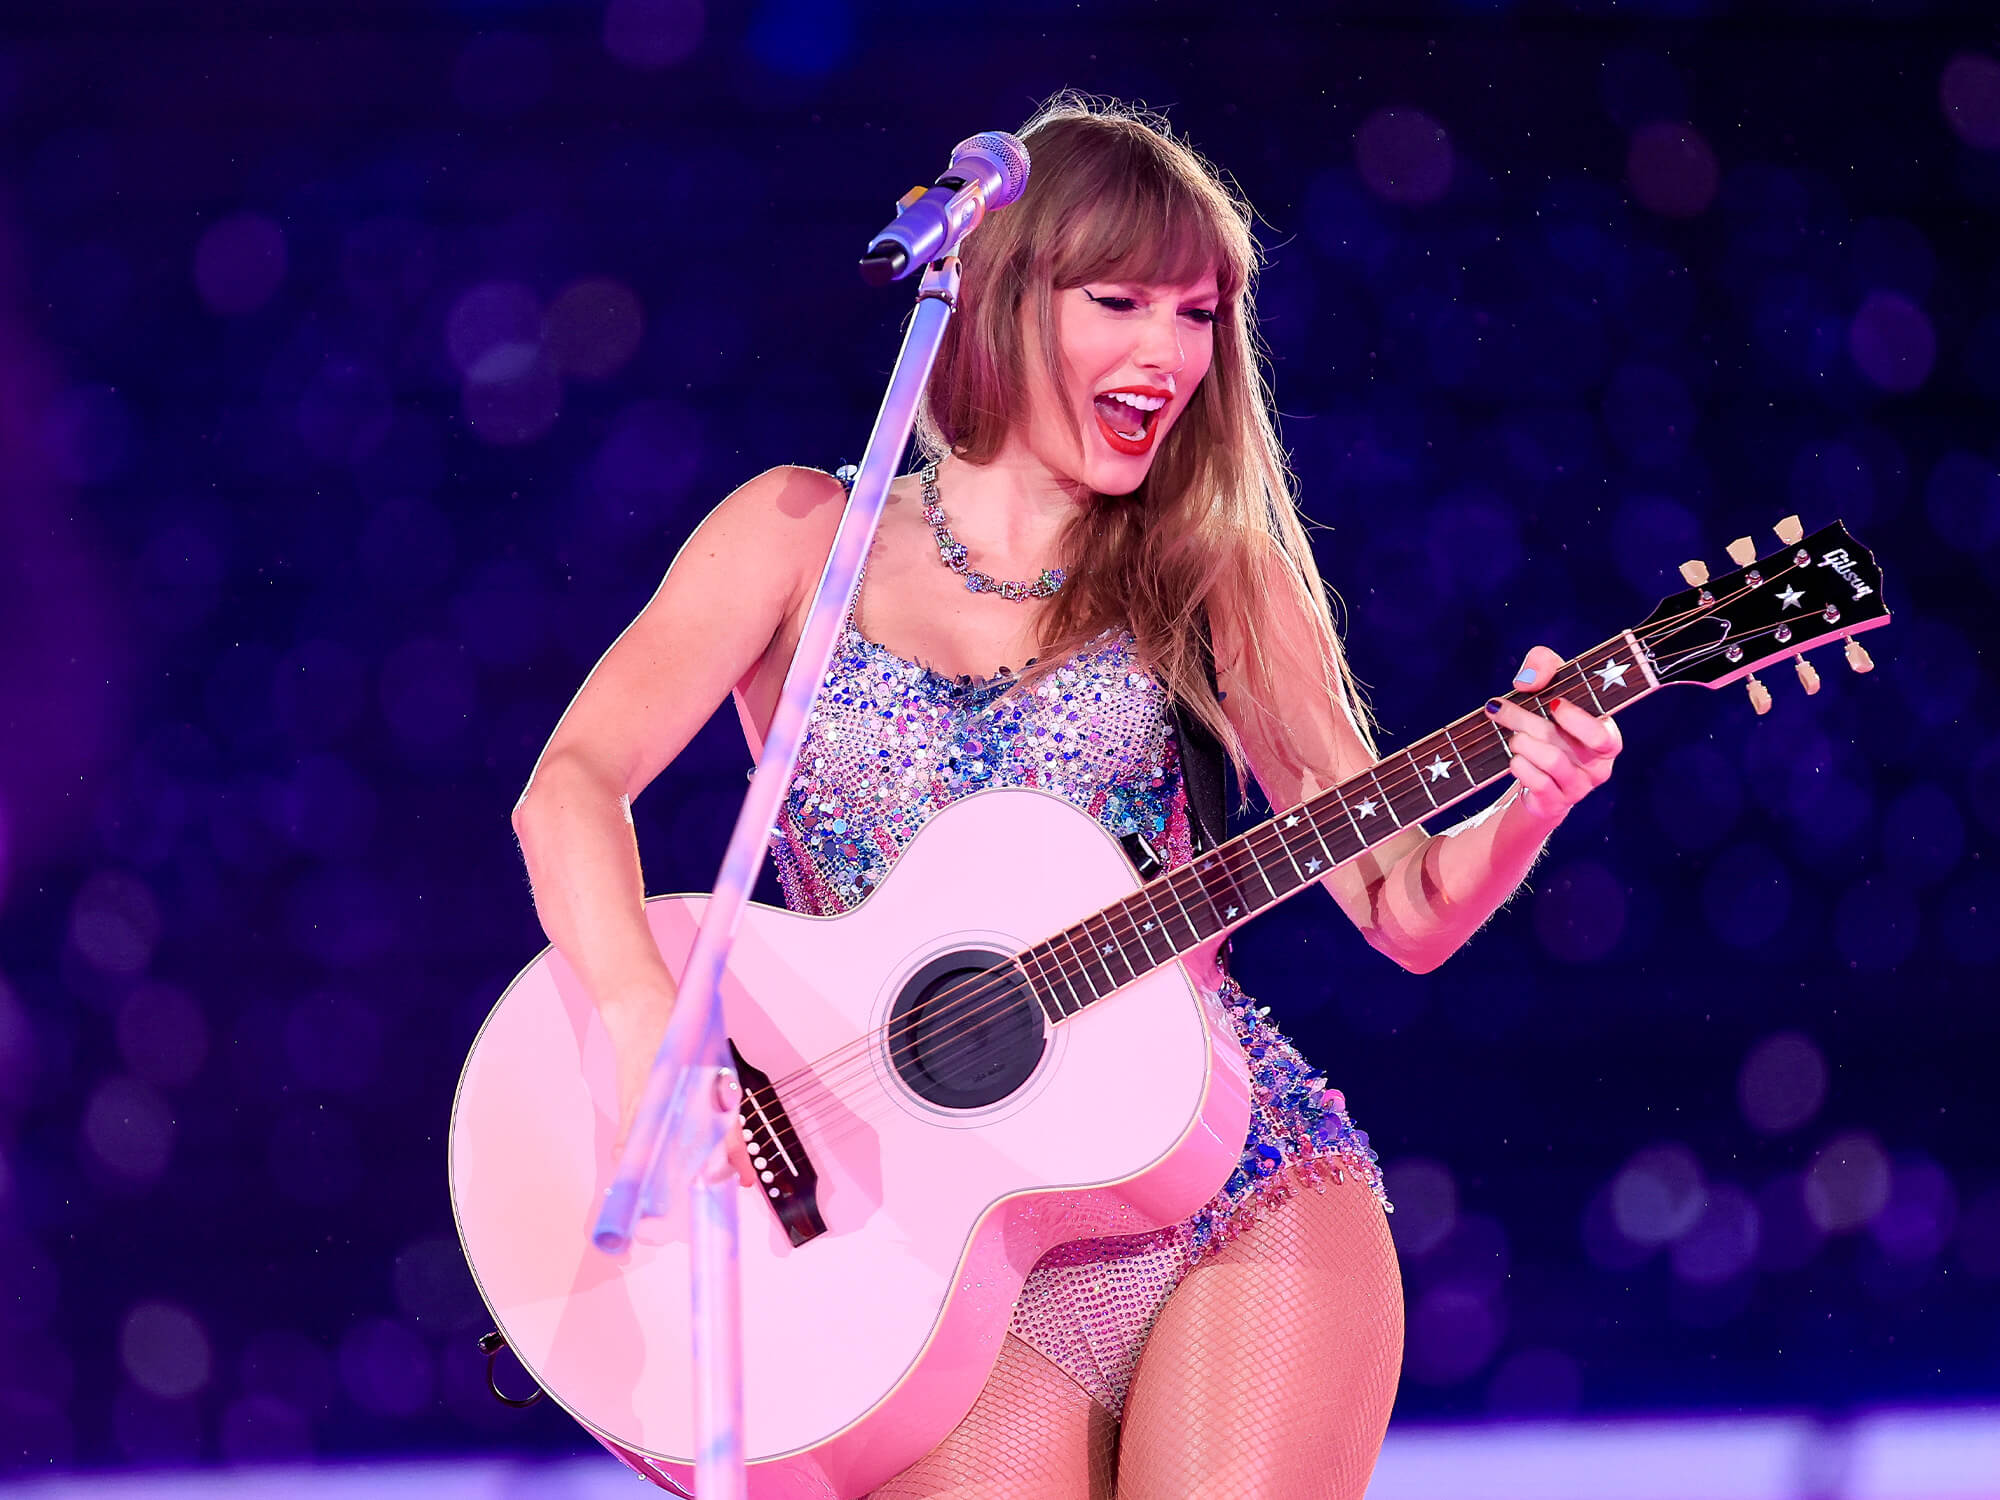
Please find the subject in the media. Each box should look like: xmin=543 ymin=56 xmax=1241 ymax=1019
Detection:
xmin=1818 ymin=547 xmax=1875 ymax=601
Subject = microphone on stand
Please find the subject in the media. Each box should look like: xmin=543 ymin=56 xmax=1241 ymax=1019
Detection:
xmin=859 ymin=131 xmax=1031 ymax=285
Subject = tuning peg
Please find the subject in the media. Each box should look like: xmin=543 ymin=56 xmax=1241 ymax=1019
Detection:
xmin=1775 ymin=515 xmax=1804 ymax=546
xmin=1726 ymin=536 xmax=1756 ymax=567
xmin=1844 ymin=634 xmax=1874 ymax=673
xmin=1746 ymin=674 xmax=1773 ymax=715
xmin=1794 ymin=655 xmax=1821 ymax=695
xmin=1679 ymin=559 xmax=1710 ymax=587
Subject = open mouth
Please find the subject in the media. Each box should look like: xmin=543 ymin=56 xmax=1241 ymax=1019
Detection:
xmin=1091 ymin=391 xmax=1166 ymax=453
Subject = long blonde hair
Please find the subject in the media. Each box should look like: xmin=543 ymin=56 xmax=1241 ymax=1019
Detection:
xmin=914 ymin=91 xmax=1376 ymax=806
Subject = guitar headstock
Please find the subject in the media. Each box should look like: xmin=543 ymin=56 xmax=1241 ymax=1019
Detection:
xmin=1632 ymin=517 xmax=1889 ymax=713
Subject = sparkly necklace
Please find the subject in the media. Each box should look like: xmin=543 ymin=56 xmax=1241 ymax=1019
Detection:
xmin=921 ymin=461 xmax=1066 ymax=603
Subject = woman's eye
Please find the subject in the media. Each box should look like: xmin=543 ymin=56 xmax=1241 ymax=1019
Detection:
xmin=1185 ymin=309 xmax=1218 ymax=325
xmin=1095 ymin=296 xmax=1138 ymax=311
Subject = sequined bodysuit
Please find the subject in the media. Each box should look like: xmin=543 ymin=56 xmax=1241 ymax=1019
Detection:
xmin=766 ymin=529 xmax=1391 ymax=1420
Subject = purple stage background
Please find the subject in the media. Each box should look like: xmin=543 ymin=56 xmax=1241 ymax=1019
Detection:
xmin=0 ymin=0 xmax=1995 ymax=1483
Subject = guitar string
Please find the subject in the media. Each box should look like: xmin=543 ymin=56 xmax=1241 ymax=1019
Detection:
xmin=720 ymin=561 xmax=1845 ymax=1158
xmin=724 ymin=606 xmax=1864 ymax=1187
xmin=744 ymin=572 xmax=1792 ymax=1118
xmin=729 ymin=574 xmax=1840 ymax=1157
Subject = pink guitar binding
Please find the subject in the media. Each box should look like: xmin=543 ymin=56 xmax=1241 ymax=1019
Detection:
xmin=451 ymin=521 xmax=1889 ymax=1498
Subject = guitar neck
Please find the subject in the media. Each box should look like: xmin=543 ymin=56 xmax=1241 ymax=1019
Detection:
xmin=1013 ymin=631 xmax=1660 ymax=1022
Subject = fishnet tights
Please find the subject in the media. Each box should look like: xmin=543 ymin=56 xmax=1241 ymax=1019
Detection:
xmin=867 ymin=1168 xmax=1404 ymax=1499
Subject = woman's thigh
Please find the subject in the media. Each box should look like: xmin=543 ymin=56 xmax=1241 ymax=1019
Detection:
xmin=866 ymin=1331 xmax=1118 ymax=1500
xmin=1116 ymin=1170 xmax=1405 ymax=1500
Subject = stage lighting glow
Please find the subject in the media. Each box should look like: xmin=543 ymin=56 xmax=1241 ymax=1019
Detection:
xmin=1670 ymin=1183 xmax=1760 ymax=1286
xmin=1406 ymin=1283 xmax=1505 ymax=1387
xmin=120 ymin=1301 xmax=211 ymax=1401
xmin=1627 ymin=122 xmax=1719 ymax=219
xmin=546 ymin=277 xmax=645 ymax=381
xmin=1737 ymin=1032 xmax=1828 ymax=1137
xmin=1940 ymin=51 xmax=2000 ymax=150
xmin=82 ymin=1077 xmax=174 ymax=1184
xmin=1612 ymin=1143 xmax=1705 ymax=1246
xmin=1356 ymin=108 xmax=1454 ymax=207
xmin=1849 ymin=290 xmax=1936 ymax=393
xmin=1805 ymin=1131 xmax=1891 ymax=1234
xmin=1870 ymin=1154 xmax=1957 ymax=1265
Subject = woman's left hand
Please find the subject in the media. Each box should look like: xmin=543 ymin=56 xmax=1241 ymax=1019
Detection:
xmin=1485 ymin=646 xmax=1623 ymax=824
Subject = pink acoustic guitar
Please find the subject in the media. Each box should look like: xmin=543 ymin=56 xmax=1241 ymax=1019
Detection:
xmin=451 ymin=520 xmax=1888 ymax=1498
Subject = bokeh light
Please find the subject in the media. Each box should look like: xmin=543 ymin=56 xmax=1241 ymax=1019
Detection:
xmin=81 ymin=1077 xmax=174 ymax=1185
xmin=1612 ymin=1143 xmax=1706 ymax=1247
xmin=1940 ymin=51 xmax=2000 ymax=150
xmin=1805 ymin=1131 xmax=1892 ymax=1234
xmin=1736 ymin=1032 xmax=1828 ymax=1136
xmin=1355 ymin=108 xmax=1454 ymax=207
xmin=1627 ymin=122 xmax=1719 ymax=218
xmin=1848 ymin=291 xmax=1936 ymax=393
xmin=1870 ymin=1155 xmax=1957 ymax=1265
xmin=1406 ymin=1284 xmax=1506 ymax=1386
xmin=119 ymin=1301 xmax=211 ymax=1400
xmin=1669 ymin=1185 xmax=1760 ymax=1286
xmin=546 ymin=278 xmax=646 ymax=381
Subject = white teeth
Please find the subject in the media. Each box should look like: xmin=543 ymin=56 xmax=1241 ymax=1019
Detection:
xmin=1101 ymin=392 xmax=1167 ymax=411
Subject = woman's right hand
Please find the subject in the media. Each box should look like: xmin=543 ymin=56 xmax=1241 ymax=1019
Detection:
xmin=603 ymin=983 xmax=758 ymax=1188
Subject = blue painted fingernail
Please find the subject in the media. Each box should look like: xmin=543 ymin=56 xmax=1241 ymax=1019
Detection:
xmin=1515 ymin=668 xmax=1538 ymax=685
xmin=1485 ymin=698 xmax=1503 ymax=715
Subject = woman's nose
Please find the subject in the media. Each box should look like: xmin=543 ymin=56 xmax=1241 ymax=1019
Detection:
xmin=1135 ymin=309 xmax=1187 ymax=373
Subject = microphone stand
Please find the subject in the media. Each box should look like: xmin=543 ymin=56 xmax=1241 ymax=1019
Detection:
xmin=591 ymin=246 xmax=972 ymax=1498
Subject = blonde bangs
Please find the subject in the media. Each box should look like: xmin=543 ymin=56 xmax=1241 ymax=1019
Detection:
xmin=912 ymin=91 xmax=1377 ymax=807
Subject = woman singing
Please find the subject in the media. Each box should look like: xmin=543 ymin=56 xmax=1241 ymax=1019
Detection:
xmin=510 ymin=93 xmax=1621 ymax=1499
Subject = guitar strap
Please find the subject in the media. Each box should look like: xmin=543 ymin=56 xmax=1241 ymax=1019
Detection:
xmin=1174 ymin=606 xmax=1228 ymax=857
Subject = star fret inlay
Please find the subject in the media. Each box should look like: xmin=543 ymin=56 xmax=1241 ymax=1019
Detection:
xmin=1355 ymin=798 xmax=1378 ymax=818
xmin=1425 ymin=754 xmax=1454 ymax=782
xmin=1594 ymin=658 xmax=1630 ymax=690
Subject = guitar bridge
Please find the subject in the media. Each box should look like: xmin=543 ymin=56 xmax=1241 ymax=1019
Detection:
xmin=730 ymin=1041 xmax=827 ymax=1247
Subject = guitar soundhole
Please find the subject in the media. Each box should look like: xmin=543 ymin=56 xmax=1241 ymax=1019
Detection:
xmin=887 ymin=950 xmax=1047 ymax=1110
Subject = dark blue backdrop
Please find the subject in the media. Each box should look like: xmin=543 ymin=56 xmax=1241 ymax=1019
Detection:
xmin=1 ymin=0 xmax=1995 ymax=1474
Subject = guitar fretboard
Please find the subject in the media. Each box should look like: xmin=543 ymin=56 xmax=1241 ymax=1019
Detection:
xmin=1012 ymin=633 xmax=1656 ymax=1021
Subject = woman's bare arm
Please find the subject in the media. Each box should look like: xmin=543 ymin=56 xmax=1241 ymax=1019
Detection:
xmin=1213 ymin=545 xmax=1616 ymax=976
xmin=510 ymin=464 xmax=847 ymax=1138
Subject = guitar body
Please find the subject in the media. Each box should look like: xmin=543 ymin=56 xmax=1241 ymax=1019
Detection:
xmin=450 ymin=786 xmax=1253 ymax=1498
